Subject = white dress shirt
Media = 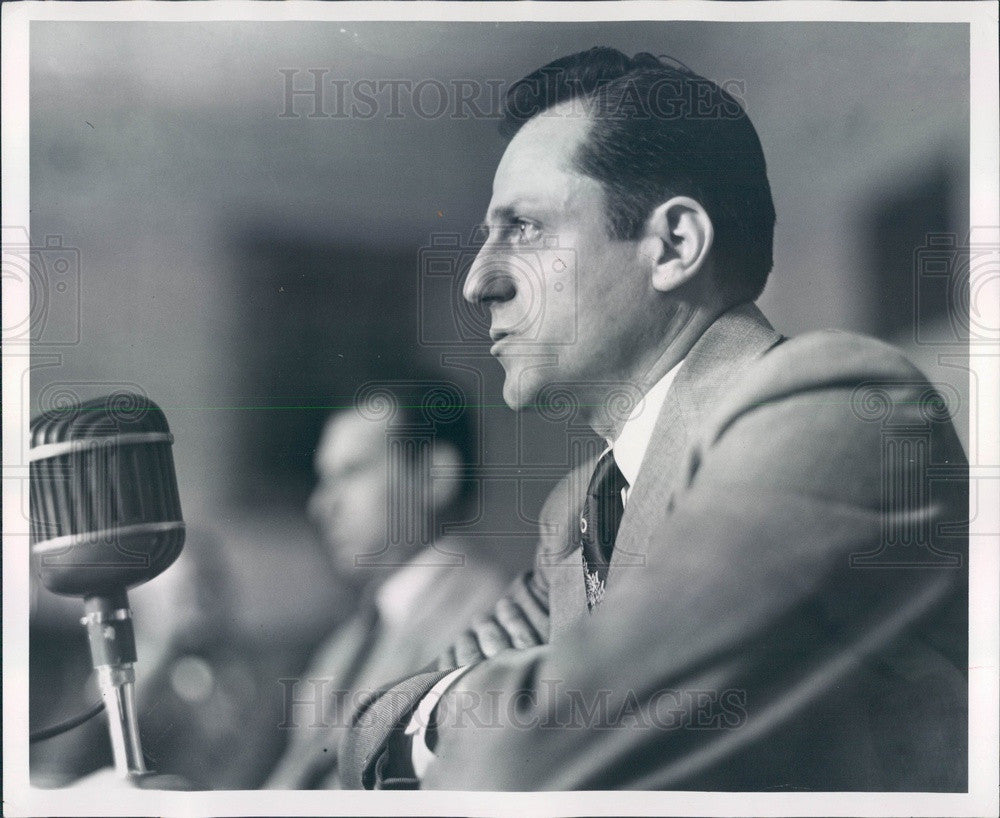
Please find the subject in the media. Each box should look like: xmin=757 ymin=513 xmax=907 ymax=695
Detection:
xmin=374 ymin=548 xmax=455 ymax=630
xmin=409 ymin=361 xmax=684 ymax=777
xmin=607 ymin=360 xmax=682 ymax=506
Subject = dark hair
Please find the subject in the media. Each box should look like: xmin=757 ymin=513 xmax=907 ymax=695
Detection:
xmin=501 ymin=47 xmax=776 ymax=302
xmin=351 ymin=373 xmax=477 ymax=520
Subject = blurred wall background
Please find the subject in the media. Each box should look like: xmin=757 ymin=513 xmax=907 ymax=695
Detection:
xmin=26 ymin=21 xmax=970 ymax=785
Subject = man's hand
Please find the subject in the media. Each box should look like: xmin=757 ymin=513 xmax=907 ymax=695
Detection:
xmin=437 ymin=597 xmax=544 ymax=669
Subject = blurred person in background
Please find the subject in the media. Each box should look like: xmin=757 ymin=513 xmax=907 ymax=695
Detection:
xmin=264 ymin=376 xmax=510 ymax=789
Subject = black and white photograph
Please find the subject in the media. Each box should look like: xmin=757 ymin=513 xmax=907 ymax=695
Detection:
xmin=2 ymin=2 xmax=998 ymax=816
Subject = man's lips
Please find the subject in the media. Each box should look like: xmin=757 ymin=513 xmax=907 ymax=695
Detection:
xmin=489 ymin=330 xmax=511 ymax=355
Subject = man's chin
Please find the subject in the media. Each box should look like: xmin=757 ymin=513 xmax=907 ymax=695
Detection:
xmin=322 ymin=543 xmax=364 ymax=582
xmin=501 ymin=376 xmax=538 ymax=412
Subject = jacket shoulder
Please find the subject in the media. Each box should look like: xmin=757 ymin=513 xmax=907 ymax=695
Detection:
xmin=754 ymin=329 xmax=929 ymax=392
xmin=677 ymin=328 xmax=966 ymax=519
xmin=709 ymin=330 xmax=934 ymax=430
xmin=692 ymin=329 xmax=959 ymax=469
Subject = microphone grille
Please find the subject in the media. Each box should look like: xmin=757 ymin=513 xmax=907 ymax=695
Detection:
xmin=31 ymin=390 xmax=170 ymax=445
xmin=30 ymin=392 xmax=185 ymax=596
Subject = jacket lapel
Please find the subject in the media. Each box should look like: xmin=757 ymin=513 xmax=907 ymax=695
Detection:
xmin=609 ymin=302 xmax=783 ymax=580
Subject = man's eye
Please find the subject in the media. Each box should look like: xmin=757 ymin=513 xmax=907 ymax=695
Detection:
xmin=515 ymin=220 xmax=541 ymax=244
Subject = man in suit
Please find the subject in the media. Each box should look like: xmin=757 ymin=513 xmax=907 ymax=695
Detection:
xmin=338 ymin=47 xmax=968 ymax=791
xmin=265 ymin=381 xmax=509 ymax=788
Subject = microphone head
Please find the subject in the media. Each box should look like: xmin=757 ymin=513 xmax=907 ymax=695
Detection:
xmin=30 ymin=392 xmax=185 ymax=597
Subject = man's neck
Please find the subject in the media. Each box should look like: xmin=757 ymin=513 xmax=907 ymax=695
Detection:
xmin=587 ymin=300 xmax=732 ymax=441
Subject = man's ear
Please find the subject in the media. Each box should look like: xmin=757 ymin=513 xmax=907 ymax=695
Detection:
xmin=640 ymin=196 xmax=714 ymax=293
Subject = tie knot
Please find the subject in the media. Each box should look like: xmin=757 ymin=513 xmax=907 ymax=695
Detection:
xmin=587 ymin=448 xmax=626 ymax=499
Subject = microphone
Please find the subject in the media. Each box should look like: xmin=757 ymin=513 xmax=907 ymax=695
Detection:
xmin=30 ymin=391 xmax=185 ymax=778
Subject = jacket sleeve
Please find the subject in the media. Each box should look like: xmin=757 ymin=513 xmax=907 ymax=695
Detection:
xmin=436 ymin=466 xmax=588 ymax=668
xmin=491 ymin=464 xmax=587 ymax=639
xmin=422 ymin=339 xmax=969 ymax=790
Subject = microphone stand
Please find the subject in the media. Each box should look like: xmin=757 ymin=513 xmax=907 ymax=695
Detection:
xmin=81 ymin=590 xmax=147 ymax=778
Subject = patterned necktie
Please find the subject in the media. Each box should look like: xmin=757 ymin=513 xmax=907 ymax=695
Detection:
xmin=579 ymin=448 xmax=627 ymax=609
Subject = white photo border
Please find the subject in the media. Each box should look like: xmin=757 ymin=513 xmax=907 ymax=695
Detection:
xmin=3 ymin=2 xmax=997 ymax=816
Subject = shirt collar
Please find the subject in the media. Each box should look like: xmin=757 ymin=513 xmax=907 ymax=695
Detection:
xmin=609 ymin=360 xmax=684 ymax=487
xmin=373 ymin=548 xmax=448 ymax=630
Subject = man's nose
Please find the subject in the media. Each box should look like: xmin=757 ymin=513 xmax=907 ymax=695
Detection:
xmin=462 ymin=247 xmax=517 ymax=305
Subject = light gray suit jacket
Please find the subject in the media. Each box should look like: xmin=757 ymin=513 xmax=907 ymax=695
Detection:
xmin=341 ymin=303 xmax=968 ymax=791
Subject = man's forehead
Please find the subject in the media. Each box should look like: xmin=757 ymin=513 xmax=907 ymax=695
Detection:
xmin=489 ymin=105 xmax=595 ymax=213
xmin=317 ymin=410 xmax=389 ymax=467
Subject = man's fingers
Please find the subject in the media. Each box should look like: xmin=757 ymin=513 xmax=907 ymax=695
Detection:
xmin=444 ymin=597 xmax=545 ymax=670
xmin=474 ymin=616 xmax=514 ymax=657
xmin=452 ymin=629 xmax=486 ymax=666
xmin=495 ymin=597 xmax=544 ymax=648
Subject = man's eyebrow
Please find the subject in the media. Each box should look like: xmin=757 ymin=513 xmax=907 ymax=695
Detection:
xmin=485 ymin=200 xmax=545 ymax=223
xmin=484 ymin=204 xmax=517 ymax=223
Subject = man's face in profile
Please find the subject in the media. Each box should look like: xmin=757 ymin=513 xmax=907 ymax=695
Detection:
xmin=307 ymin=410 xmax=392 ymax=578
xmin=464 ymin=105 xmax=657 ymax=412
